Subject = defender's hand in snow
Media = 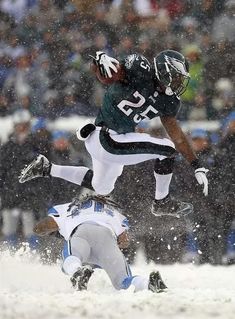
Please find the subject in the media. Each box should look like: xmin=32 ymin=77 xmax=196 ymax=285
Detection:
xmin=195 ymin=167 xmax=209 ymax=196
xmin=91 ymin=51 xmax=119 ymax=78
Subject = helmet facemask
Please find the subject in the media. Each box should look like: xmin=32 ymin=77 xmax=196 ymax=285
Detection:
xmin=154 ymin=55 xmax=190 ymax=96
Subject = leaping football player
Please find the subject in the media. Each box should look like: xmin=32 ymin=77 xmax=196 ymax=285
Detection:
xmin=19 ymin=50 xmax=208 ymax=217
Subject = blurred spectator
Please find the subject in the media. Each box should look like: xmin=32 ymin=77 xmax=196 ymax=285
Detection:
xmin=0 ymin=94 xmax=9 ymax=116
xmin=0 ymin=110 xmax=38 ymax=248
xmin=188 ymin=91 xmax=218 ymax=121
xmin=180 ymin=45 xmax=204 ymax=120
xmin=3 ymin=34 xmax=25 ymax=60
xmin=204 ymin=41 xmax=235 ymax=98
xmin=0 ymin=53 xmax=13 ymax=90
xmin=0 ymin=0 xmax=232 ymax=123
xmin=116 ymin=35 xmax=135 ymax=58
xmin=30 ymin=117 xmax=52 ymax=158
xmin=49 ymin=130 xmax=82 ymax=205
xmin=212 ymin=78 xmax=234 ymax=121
xmin=179 ymin=16 xmax=201 ymax=47
xmin=41 ymin=89 xmax=60 ymax=119
xmin=212 ymin=0 xmax=235 ymax=42
xmin=182 ymin=44 xmax=203 ymax=103
xmin=3 ymin=52 xmax=32 ymax=107
xmin=215 ymin=113 xmax=235 ymax=264
xmin=0 ymin=0 xmax=29 ymax=24
xmin=172 ymin=128 xmax=224 ymax=264
xmin=193 ymin=0 xmax=221 ymax=29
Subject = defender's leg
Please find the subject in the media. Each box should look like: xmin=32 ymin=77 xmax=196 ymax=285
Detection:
xmin=62 ymin=236 xmax=93 ymax=291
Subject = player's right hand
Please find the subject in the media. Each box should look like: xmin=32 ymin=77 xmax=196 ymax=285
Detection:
xmin=90 ymin=51 xmax=119 ymax=78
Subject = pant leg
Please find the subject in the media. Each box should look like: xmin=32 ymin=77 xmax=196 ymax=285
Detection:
xmin=91 ymin=158 xmax=123 ymax=195
xmin=50 ymin=129 xmax=175 ymax=197
xmin=61 ymin=238 xmax=90 ymax=276
xmin=85 ymin=129 xmax=176 ymax=166
xmin=50 ymin=165 xmax=91 ymax=187
xmin=76 ymin=223 xmax=132 ymax=290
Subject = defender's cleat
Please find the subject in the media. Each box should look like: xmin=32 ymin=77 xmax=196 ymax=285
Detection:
xmin=70 ymin=265 xmax=94 ymax=291
xmin=151 ymin=195 xmax=193 ymax=218
xmin=148 ymin=271 xmax=167 ymax=293
xmin=19 ymin=154 xmax=51 ymax=183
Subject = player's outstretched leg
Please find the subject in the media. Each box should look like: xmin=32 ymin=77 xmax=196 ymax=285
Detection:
xmin=70 ymin=265 xmax=94 ymax=291
xmin=19 ymin=154 xmax=51 ymax=183
xmin=19 ymin=154 xmax=95 ymax=191
xmin=148 ymin=271 xmax=167 ymax=293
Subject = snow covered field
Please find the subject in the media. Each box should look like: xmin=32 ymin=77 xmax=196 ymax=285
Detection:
xmin=1 ymin=248 xmax=235 ymax=319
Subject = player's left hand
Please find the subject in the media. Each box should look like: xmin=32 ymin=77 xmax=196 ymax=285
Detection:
xmin=194 ymin=167 xmax=209 ymax=196
xmin=90 ymin=51 xmax=119 ymax=78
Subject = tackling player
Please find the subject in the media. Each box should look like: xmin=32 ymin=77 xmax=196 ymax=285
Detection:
xmin=20 ymin=50 xmax=208 ymax=217
xmin=34 ymin=195 xmax=167 ymax=293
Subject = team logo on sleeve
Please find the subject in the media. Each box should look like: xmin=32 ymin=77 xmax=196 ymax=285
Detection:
xmin=125 ymin=54 xmax=137 ymax=69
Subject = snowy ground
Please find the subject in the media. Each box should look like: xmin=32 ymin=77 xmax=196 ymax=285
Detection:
xmin=1 ymin=248 xmax=235 ymax=319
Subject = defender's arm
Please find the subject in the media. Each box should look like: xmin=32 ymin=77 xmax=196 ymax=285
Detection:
xmin=117 ymin=231 xmax=130 ymax=249
xmin=34 ymin=216 xmax=58 ymax=236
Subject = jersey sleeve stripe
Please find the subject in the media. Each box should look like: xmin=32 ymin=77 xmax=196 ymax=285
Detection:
xmin=48 ymin=207 xmax=59 ymax=216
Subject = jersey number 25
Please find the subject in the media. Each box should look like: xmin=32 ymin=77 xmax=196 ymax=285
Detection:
xmin=117 ymin=91 xmax=158 ymax=123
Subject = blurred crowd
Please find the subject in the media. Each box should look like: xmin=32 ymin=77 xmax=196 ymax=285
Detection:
xmin=0 ymin=0 xmax=234 ymax=120
xmin=0 ymin=0 xmax=234 ymax=265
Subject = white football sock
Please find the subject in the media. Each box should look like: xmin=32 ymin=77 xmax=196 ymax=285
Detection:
xmin=154 ymin=172 xmax=172 ymax=200
xmin=51 ymin=164 xmax=90 ymax=186
xmin=131 ymin=276 xmax=149 ymax=292
xmin=62 ymin=255 xmax=82 ymax=276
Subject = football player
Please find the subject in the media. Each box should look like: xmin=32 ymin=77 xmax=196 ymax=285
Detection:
xmin=19 ymin=50 xmax=208 ymax=217
xmin=34 ymin=195 xmax=167 ymax=292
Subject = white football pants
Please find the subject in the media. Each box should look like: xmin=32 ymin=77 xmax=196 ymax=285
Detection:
xmin=51 ymin=127 xmax=175 ymax=196
xmin=62 ymin=223 xmax=149 ymax=291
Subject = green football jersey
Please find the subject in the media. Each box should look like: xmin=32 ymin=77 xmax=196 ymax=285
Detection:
xmin=95 ymin=54 xmax=181 ymax=134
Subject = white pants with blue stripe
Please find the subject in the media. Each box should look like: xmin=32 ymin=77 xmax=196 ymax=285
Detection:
xmin=62 ymin=223 xmax=133 ymax=290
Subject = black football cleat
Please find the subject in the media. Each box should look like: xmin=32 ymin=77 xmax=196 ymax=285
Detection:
xmin=151 ymin=195 xmax=193 ymax=218
xmin=70 ymin=266 xmax=94 ymax=291
xmin=148 ymin=271 xmax=167 ymax=293
xmin=19 ymin=154 xmax=51 ymax=183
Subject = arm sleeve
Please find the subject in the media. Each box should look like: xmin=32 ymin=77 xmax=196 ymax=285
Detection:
xmin=118 ymin=213 xmax=130 ymax=231
xmin=158 ymin=94 xmax=181 ymax=117
xmin=48 ymin=207 xmax=59 ymax=218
